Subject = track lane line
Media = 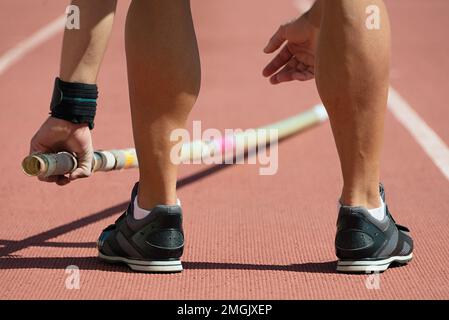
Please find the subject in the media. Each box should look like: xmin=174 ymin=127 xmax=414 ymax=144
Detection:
xmin=0 ymin=14 xmax=65 ymax=76
xmin=388 ymin=88 xmax=449 ymax=181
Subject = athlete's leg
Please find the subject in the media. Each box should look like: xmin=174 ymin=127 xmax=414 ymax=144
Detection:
xmin=125 ymin=0 xmax=201 ymax=209
xmin=315 ymin=0 xmax=390 ymax=208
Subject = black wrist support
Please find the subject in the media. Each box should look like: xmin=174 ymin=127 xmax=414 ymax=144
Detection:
xmin=49 ymin=77 xmax=98 ymax=130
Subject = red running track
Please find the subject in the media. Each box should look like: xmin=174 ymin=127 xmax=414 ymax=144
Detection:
xmin=0 ymin=0 xmax=448 ymax=299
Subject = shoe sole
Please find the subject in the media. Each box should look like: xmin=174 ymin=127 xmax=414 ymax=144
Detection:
xmin=337 ymin=253 xmax=413 ymax=273
xmin=98 ymin=252 xmax=183 ymax=273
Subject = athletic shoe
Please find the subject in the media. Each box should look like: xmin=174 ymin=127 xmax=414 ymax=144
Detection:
xmin=335 ymin=184 xmax=413 ymax=273
xmin=97 ymin=182 xmax=184 ymax=273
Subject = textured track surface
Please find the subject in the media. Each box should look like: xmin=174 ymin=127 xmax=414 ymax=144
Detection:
xmin=1 ymin=0 xmax=448 ymax=299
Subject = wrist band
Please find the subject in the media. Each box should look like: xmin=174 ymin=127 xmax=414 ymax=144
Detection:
xmin=49 ymin=77 xmax=98 ymax=129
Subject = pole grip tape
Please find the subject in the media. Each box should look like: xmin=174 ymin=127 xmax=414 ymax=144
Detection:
xmin=42 ymin=152 xmax=77 ymax=177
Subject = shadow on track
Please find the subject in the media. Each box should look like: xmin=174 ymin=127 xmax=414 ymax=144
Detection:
xmin=0 ymin=256 xmax=337 ymax=274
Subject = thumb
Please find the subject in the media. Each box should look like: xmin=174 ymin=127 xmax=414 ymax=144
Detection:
xmin=264 ymin=25 xmax=287 ymax=53
xmin=69 ymin=148 xmax=93 ymax=180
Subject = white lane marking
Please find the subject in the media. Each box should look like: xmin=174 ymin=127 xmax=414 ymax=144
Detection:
xmin=388 ymin=88 xmax=449 ymax=181
xmin=0 ymin=15 xmax=66 ymax=76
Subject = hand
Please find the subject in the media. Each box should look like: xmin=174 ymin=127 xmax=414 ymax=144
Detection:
xmin=263 ymin=13 xmax=319 ymax=84
xmin=29 ymin=117 xmax=93 ymax=185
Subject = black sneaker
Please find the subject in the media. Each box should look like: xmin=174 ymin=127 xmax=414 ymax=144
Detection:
xmin=335 ymin=184 xmax=413 ymax=273
xmin=97 ymin=182 xmax=184 ymax=273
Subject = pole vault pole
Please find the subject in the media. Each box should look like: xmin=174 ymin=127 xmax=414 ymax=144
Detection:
xmin=21 ymin=105 xmax=327 ymax=178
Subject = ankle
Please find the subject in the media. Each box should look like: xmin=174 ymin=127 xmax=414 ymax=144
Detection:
xmin=137 ymin=186 xmax=177 ymax=209
xmin=340 ymin=187 xmax=381 ymax=209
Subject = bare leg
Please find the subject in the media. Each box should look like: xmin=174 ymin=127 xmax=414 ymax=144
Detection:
xmin=125 ymin=0 xmax=201 ymax=209
xmin=315 ymin=0 xmax=390 ymax=208
xmin=60 ymin=0 xmax=117 ymax=83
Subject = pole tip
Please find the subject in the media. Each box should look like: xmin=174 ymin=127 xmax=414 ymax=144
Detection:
xmin=21 ymin=155 xmax=44 ymax=176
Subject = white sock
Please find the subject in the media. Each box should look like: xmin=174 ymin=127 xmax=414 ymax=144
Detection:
xmin=337 ymin=195 xmax=386 ymax=221
xmin=133 ymin=196 xmax=181 ymax=220
xmin=368 ymin=196 xmax=386 ymax=221
xmin=133 ymin=196 xmax=151 ymax=220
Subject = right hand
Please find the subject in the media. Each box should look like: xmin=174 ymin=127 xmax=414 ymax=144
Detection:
xmin=29 ymin=117 xmax=93 ymax=186
xmin=262 ymin=13 xmax=319 ymax=84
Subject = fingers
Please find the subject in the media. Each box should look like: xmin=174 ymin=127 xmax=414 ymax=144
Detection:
xmin=270 ymin=69 xmax=315 ymax=84
xmin=263 ymin=43 xmax=315 ymax=78
xmin=29 ymin=136 xmax=50 ymax=156
xmin=55 ymin=176 xmax=71 ymax=186
xmin=37 ymin=175 xmax=71 ymax=186
xmin=69 ymin=147 xmax=93 ymax=181
xmin=28 ymin=118 xmax=91 ymax=185
xmin=290 ymin=49 xmax=315 ymax=68
xmin=264 ymin=25 xmax=287 ymax=54
xmin=264 ymin=42 xmax=315 ymax=84
xmin=30 ymin=138 xmax=68 ymax=184
xmin=269 ymin=58 xmax=315 ymax=84
xmin=263 ymin=45 xmax=293 ymax=77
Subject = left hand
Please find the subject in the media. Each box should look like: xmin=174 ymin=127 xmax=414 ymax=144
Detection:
xmin=262 ymin=14 xmax=319 ymax=84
